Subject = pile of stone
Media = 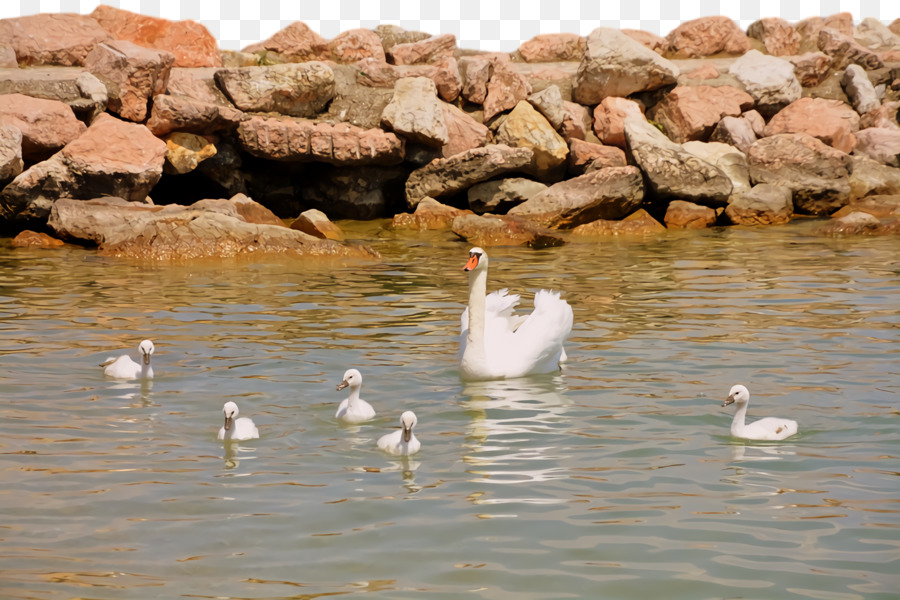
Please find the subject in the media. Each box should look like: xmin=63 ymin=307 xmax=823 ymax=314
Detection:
xmin=1 ymin=8 xmax=899 ymax=258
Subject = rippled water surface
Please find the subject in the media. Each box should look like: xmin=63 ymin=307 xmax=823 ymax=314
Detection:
xmin=1 ymin=221 xmax=898 ymax=600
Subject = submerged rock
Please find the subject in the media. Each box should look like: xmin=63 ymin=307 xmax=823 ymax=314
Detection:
xmin=451 ymin=213 xmax=565 ymax=248
xmin=391 ymin=197 xmax=474 ymax=230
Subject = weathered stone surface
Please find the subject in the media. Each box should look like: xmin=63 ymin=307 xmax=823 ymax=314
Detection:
xmin=380 ymin=77 xmax=449 ymax=147
xmin=0 ymin=13 xmax=112 ymax=67
xmin=373 ymin=25 xmax=431 ymax=52
xmin=146 ymin=94 xmax=243 ymax=136
xmin=574 ymin=28 xmax=679 ymax=104
xmin=48 ymin=196 xmax=156 ymax=244
xmin=0 ymin=125 xmax=24 ymax=182
xmin=682 ymin=64 xmax=720 ymax=80
xmin=387 ymin=34 xmax=456 ymax=65
xmin=849 ymin=155 xmax=900 ymax=201
xmin=817 ymin=27 xmax=884 ymax=70
xmin=84 ymin=40 xmax=174 ymax=121
xmin=215 ymin=62 xmax=335 ymax=117
xmin=831 ymin=195 xmax=900 ymax=219
xmin=747 ymin=17 xmax=801 ymax=56
xmin=724 ymin=183 xmax=793 ymax=225
xmin=220 ymin=50 xmax=259 ymax=67
xmin=323 ymin=63 xmax=396 ymax=129
xmin=709 ymin=115 xmax=757 ymax=153
xmin=519 ymin=34 xmax=586 ymax=62
xmin=666 ymin=16 xmax=752 ymax=58
xmin=854 ymin=128 xmax=900 ymax=167
xmin=243 ymin=21 xmax=327 ymax=60
xmin=649 ymin=85 xmax=755 ymax=143
xmin=0 ymin=69 xmax=108 ymax=123
xmin=571 ymin=208 xmax=666 ymax=237
xmin=818 ymin=210 xmax=900 ymax=236
xmin=743 ymin=110 xmax=766 ymax=137
xmin=1 ymin=115 xmax=166 ymax=224
xmin=404 ymin=144 xmax=534 ymax=209
xmin=165 ymin=67 xmax=229 ymax=105
xmin=728 ymin=50 xmax=801 ymax=117
xmin=0 ymin=94 xmax=87 ymax=161
xmin=483 ymin=56 xmax=532 ymax=121
xmin=289 ymin=208 xmax=343 ymax=240
xmin=396 ymin=57 xmax=462 ymax=102
xmin=11 ymin=230 xmax=64 ymax=248
xmin=860 ymin=101 xmax=900 ymax=130
xmin=841 ymin=64 xmax=880 ymax=115
xmin=748 ymin=132 xmax=852 ymax=215
xmin=508 ymin=166 xmax=643 ymax=228
xmin=592 ymin=97 xmax=645 ymax=148
xmin=624 ymin=116 xmax=733 ymax=206
xmin=787 ymin=52 xmax=833 ymax=87
xmin=0 ymin=45 xmax=16 ymax=67
xmin=441 ymin=103 xmax=491 ymax=158
xmin=451 ymin=213 xmax=565 ymax=248
xmin=764 ymin=97 xmax=859 ymax=154
xmin=327 ymin=28 xmax=385 ymax=63
xmin=527 ymin=85 xmax=565 ymax=130
xmin=467 ymin=178 xmax=547 ymax=214
xmin=622 ymin=29 xmax=668 ymax=54
xmin=559 ymin=101 xmax=591 ymax=141
xmin=495 ymin=101 xmax=568 ymax=175
xmin=682 ymin=140 xmax=751 ymax=195
xmin=664 ymin=200 xmax=718 ymax=229
xmin=91 ymin=5 xmax=221 ymax=68
xmin=392 ymin=197 xmax=474 ymax=229
xmin=854 ymin=17 xmax=900 ymax=51
xmin=236 ymin=116 xmax=404 ymax=166
xmin=164 ymin=132 xmax=216 ymax=174
xmin=460 ymin=55 xmax=494 ymax=105
xmin=568 ymin=139 xmax=626 ymax=175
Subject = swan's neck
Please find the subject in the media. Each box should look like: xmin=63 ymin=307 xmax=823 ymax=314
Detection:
xmin=347 ymin=385 xmax=361 ymax=405
xmin=731 ymin=402 xmax=748 ymax=436
xmin=467 ymin=268 xmax=488 ymax=352
xmin=141 ymin=361 xmax=153 ymax=379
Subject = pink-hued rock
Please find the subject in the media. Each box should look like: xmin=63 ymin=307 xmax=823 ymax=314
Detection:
xmin=764 ymin=97 xmax=860 ymax=154
xmin=387 ymin=33 xmax=456 ymax=65
xmin=831 ymin=195 xmax=900 ymax=219
xmin=84 ymin=40 xmax=174 ymax=122
xmin=854 ymin=128 xmax=900 ymax=167
xmin=483 ymin=56 xmax=533 ymax=121
xmin=664 ymin=200 xmax=718 ymax=229
xmin=518 ymin=33 xmax=586 ymax=62
xmin=397 ymin=56 xmax=463 ymax=102
xmin=237 ymin=116 xmax=405 ymax=166
xmin=743 ymin=110 xmax=766 ymax=137
xmin=649 ymin=85 xmax=755 ymax=143
xmin=592 ymin=97 xmax=645 ymax=148
xmin=0 ymin=45 xmax=17 ymax=67
xmin=441 ymin=103 xmax=491 ymax=158
xmin=0 ymin=94 xmax=87 ymax=161
xmin=146 ymin=94 xmax=243 ymax=136
xmin=0 ymin=13 xmax=112 ymax=67
xmin=787 ymin=52 xmax=833 ymax=87
xmin=860 ymin=101 xmax=900 ymax=130
xmin=823 ymin=12 xmax=854 ymax=36
xmin=391 ymin=197 xmax=474 ymax=230
xmin=709 ymin=116 xmax=757 ymax=153
xmin=91 ymin=5 xmax=221 ymax=68
xmin=373 ymin=24 xmax=431 ymax=52
xmin=451 ymin=213 xmax=565 ymax=248
xmin=11 ymin=230 xmax=65 ymax=248
xmin=817 ymin=27 xmax=884 ymax=70
xmin=683 ymin=64 xmax=719 ymax=80
xmin=242 ymin=21 xmax=327 ymax=60
xmin=571 ymin=209 xmax=666 ymax=237
xmin=327 ymin=28 xmax=385 ymax=63
xmin=459 ymin=54 xmax=495 ymax=105
xmin=747 ymin=17 xmax=801 ymax=56
xmin=818 ymin=210 xmax=900 ymax=236
xmin=0 ymin=125 xmax=24 ymax=182
xmin=621 ymin=29 xmax=668 ymax=54
xmin=165 ymin=68 xmax=231 ymax=105
xmin=290 ymin=208 xmax=343 ymax=240
xmin=666 ymin=16 xmax=751 ymax=58
xmin=576 ymin=142 xmax=627 ymax=173
xmin=559 ymin=101 xmax=591 ymax=141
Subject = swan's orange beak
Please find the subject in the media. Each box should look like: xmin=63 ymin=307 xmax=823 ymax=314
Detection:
xmin=464 ymin=254 xmax=479 ymax=271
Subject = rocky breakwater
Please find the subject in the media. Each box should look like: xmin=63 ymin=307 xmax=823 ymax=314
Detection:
xmin=1 ymin=8 xmax=899 ymax=260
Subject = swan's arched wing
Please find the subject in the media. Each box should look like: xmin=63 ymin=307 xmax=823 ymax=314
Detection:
xmin=503 ymin=289 xmax=574 ymax=372
xmin=460 ymin=289 xmax=522 ymax=333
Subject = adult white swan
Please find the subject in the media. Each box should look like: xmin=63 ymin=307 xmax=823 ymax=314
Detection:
xmin=377 ymin=411 xmax=421 ymax=456
xmin=459 ymin=247 xmax=573 ymax=381
xmin=218 ymin=401 xmax=260 ymax=442
xmin=335 ymin=368 xmax=376 ymax=423
xmin=722 ymin=384 xmax=798 ymax=441
xmin=100 ymin=339 xmax=155 ymax=380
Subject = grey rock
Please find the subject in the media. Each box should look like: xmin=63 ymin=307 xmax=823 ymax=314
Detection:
xmin=0 ymin=124 xmax=24 ymax=183
xmin=728 ymin=50 xmax=801 ymax=117
xmin=841 ymin=64 xmax=880 ymax=115
xmin=380 ymin=77 xmax=449 ymax=148
xmin=467 ymin=178 xmax=548 ymax=214
xmin=724 ymin=183 xmax=793 ymax=225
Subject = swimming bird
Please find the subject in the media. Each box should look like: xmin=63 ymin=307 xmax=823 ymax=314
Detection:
xmin=335 ymin=368 xmax=376 ymax=423
xmin=722 ymin=384 xmax=798 ymax=441
xmin=460 ymin=247 xmax=573 ymax=381
xmin=100 ymin=339 xmax=155 ymax=380
xmin=377 ymin=411 xmax=421 ymax=456
xmin=218 ymin=401 xmax=260 ymax=442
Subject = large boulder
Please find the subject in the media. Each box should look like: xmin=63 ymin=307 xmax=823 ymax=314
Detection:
xmin=853 ymin=128 xmax=900 ymax=167
xmin=728 ymin=50 xmax=801 ymax=117
xmin=289 ymin=208 xmax=343 ymax=240
xmin=518 ymin=34 xmax=586 ymax=62
xmin=441 ymin=103 xmax=492 ymax=158
xmin=849 ymin=156 xmax=900 ymax=201
xmin=0 ymin=125 xmax=24 ymax=182
xmin=570 ymin=209 xmax=666 ymax=237
xmin=90 ymin=5 xmax=222 ymax=67
xmin=165 ymin=67 xmax=231 ymax=105
xmin=494 ymin=101 xmax=568 ymax=176
xmin=467 ymin=178 xmax=547 ymax=214
xmin=623 ymin=116 xmax=733 ymax=206
xmin=236 ymin=116 xmax=405 ymax=166
xmin=747 ymin=132 xmax=852 ymax=215
xmin=567 ymin=139 xmax=626 ymax=175
xmin=573 ymin=28 xmax=679 ymax=104
xmin=0 ymin=114 xmax=167 ymax=225
xmin=764 ymin=97 xmax=859 ymax=154
xmin=404 ymin=145 xmax=534 ymax=209
xmin=0 ymin=13 xmax=112 ymax=66
xmin=0 ymin=69 xmax=108 ymax=123
xmin=664 ymin=200 xmax=718 ymax=229
xmin=215 ymin=62 xmax=335 ymax=117
xmin=682 ymin=141 xmax=751 ymax=195
xmin=387 ymin=34 xmax=456 ymax=65
xmin=724 ymin=184 xmax=794 ymax=225
xmin=818 ymin=211 xmax=900 ymax=236
xmin=327 ymin=29 xmax=385 ymax=63
xmin=747 ymin=17 xmax=801 ymax=56
xmin=0 ymin=94 xmax=87 ymax=161
xmin=451 ymin=214 xmax=565 ymax=248
xmin=666 ymin=16 xmax=752 ymax=58
xmin=709 ymin=115 xmax=757 ymax=153
xmin=145 ymin=94 xmax=243 ymax=136
xmin=84 ymin=40 xmax=174 ymax=122
xmin=648 ymin=85 xmax=755 ymax=143
xmin=507 ymin=166 xmax=644 ymax=228
xmin=391 ymin=197 xmax=474 ymax=230
xmin=380 ymin=77 xmax=449 ymax=148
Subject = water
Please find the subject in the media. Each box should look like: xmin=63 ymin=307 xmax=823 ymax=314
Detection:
xmin=1 ymin=221 xmax=898 ymax=600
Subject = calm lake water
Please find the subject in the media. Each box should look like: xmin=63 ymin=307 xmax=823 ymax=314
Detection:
xmin=0 ymin=220 xmax=898 ymax=600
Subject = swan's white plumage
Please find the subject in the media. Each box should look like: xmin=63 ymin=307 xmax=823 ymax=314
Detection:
xmin=218 ymin=401 xmax=259 ymax=441
xmin=722 ymin=384 xmax=798 ymax=441
xmin=460 ymin=248 xmax=573 ymax=381
xmin=335 ymin=368 xmax=376 ymax=423
xmin=100 ymin=339 xmax=155 ymax=380
xmin=377 ymin=411 xmax=421 ymax=456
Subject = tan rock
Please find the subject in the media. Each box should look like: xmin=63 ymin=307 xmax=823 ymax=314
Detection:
xmin=666 ymin=16 xmax=751 ymax=58
xmin=649 ymin=85 xmax=755 ymax=143
xmin=849 ymin=155 xmax=900 ymax=201
xmin=387 ymin=33 xmax=456 ymax=65
xmin=11 ymin=230 xmax=64 ymax=248
xmin=621 ymin=29 xmax=668 ymax=54
xmin=559 ymin=101 xmax=591 ymax=141
xmin=483 ymin=56 xmax=533 ymax=121
xmin=683 ymin=64 xmax=719 ymax=80
xmin=380 ymin=77 xmax=449 ymax=148
xmin=146 ymin=94 xmax=243 ymax=136
xmin=391 ymin=197 xmax=473 ymax=230
xmin=495 ymin=101 xmax=568 ymax=175
xmin=460 ymin=55 xmax=494 ymax=105
xmin=442 ymin=103 xmax=491 ymax=158
xmin=817 ymin=27 xmax=884 ymax=70
xmin=592 ymin=97 xmax=645 ymax=148
xmin=0 ymin=13 xmax=111 ymax=66
xmin=765 ymin=97 xmax=859 ymax=154
xmin=724 ymin=183 xmax=793 ymax=225
xmin=327 ymin=28 xmax=385 ymax=63
xmin=860 ymin=101 xmax=900 ymax=130
xmin=243 ymin=21 xmax=327 ymax=60
xmin=854 ymin=128 xmax=900 ymax=167
xmin=0 ymin=125 xmax=23 ymax=182
xmin=396 ymin=56 xmax=462 ymax=102
xmin=227 ymin=193 xmax=284 ymax=225
xmin=787 ymin=52 xmax=833 ymax=87
xmin=518 ymin=34 xmax=585 ymax=62
xmin=290 ymin=208 xmax=343 ymax=240
xmin=84 ymin=40 xmax=174 ymax=122
xmin=467 ymin=178 xmax=547 ymax=214
xmin=220 ymin=50 xmax=259 ymax=67
xmin=830 ymin=195 xmax=900 ymax=219
xmin=451 ymin=213 xmax=565 ymax=248
xmin=854 ymin=17 xmax=900 ymax=51
xmin=682 ymin=140 xmax=751 ymax=195
xmin=568 ymin=139 xmax=626 ymax=175
xmin=0 ymin=45 xmax=16 ymax=67
xmin=91 ymin=5 xmax=221 ymax=67
xmin=215 ymin=62 xmax=335 ymax=118
xmin=164 ymin=132 xmax=216 ymax=174
xmin=709 ymin=116 xmax=757 ymax=153
xmin=527 ymin=85 xmax=565 ymax=130
xmin=891 ymin=19 xmax=900 ymax=37
xmin=824 ymin=13 xmax=854 ymax=36
xmin=0 ymin=94 xmax=87 ymax=161
xmin=818 ymin=211 xmax=900 ymax=235
xmin=165 ymin=67 xmax=231 ymax=105
xmin=747 ymin=18 xmax=801 ymax=56
xmin=372 ymin=25 xmax=431 ymax=52
xmin=571 ymin=209 xmax=666 ymax=236
xmin=664 ymin=200 xmax=718 ymax=229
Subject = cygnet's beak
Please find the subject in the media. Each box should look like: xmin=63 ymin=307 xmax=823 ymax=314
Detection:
xmin=722 ymin=394 xmax=736 ymax=408
xmin=336 ymin=380 xmax=349 ymax=391
xmin=142 ymin=351 xmax=151 ymax=365
xmin=403 ymin=424 xmax=412 ymax=443
xmin=224 ymin=414 xmax=233 ymax=431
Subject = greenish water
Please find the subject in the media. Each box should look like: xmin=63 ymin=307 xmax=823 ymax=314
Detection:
xmin=0 ymin=221 xmax=898 ymax=600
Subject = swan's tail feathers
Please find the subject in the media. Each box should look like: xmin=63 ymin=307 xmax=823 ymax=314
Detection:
xmin=509 ymin=289 xmax=574 ymax=372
